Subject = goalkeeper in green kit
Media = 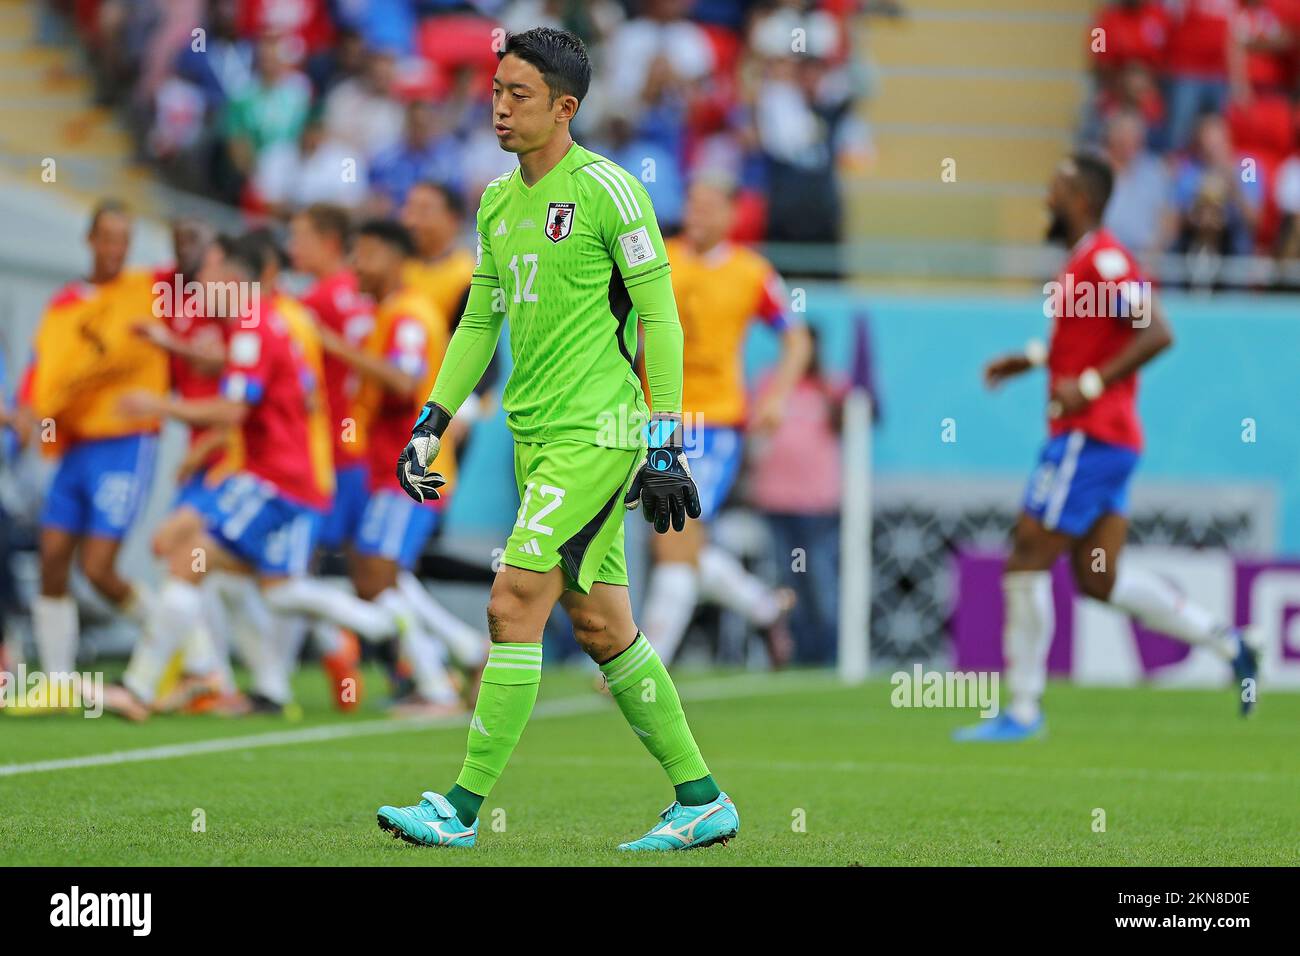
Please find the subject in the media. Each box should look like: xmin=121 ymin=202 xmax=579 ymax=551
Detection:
xmin=375 ymin=27 xmax=739 ymax=852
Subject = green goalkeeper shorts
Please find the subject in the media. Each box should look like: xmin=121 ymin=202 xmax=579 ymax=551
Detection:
xmin=503 ymin=439 xmax=641 ymax=593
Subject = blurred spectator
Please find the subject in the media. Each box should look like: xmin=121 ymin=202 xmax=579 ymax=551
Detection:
xmin=173 ymin=0 xmax=254 ymax=114
xmin=595 ymin=116 xmax=685 ymax=232
xmin=500 ymin=0 xmax=624 ymax=48
xmin=747 ymin=326 xmax=845 ymax=665
xmin=752 ymin=37 xmax=857 ymax=243
xmin=252 ymin=116 xmax=368 ymax=215
xmin=236 ymin=0 xmax=335 ymax=67
xmin=333 ymin=0 xmax=419 ymax=58
xmin=750 ymin=0 xmax=844 ymax=61
xmin=221 ymin=33 xmax=312 ymax=196
xmin=1164 ymin=0 xmax=1235 ymax=151
xmin=305 ymin=25 xmax=369 ymax=96
xmin=1233 ymin=0 xmax=1299 ymax=98
xmin=604 ymin=0 xmax=715 ymax=138
xmin=1103 ymin=108 xmax=1175 ymax=263
xmin=366 ymin=100 xmax=463 ymax=217
xmin=1274 ymin=143 xmax=1300 ymax=258
xmin=322 ymin=48 xmax=405 ymax=159
xmin=1090 ymin=0 xmax=1171 ymax=78
xmin=1172 ymin=113 xmax=1262 ymax=257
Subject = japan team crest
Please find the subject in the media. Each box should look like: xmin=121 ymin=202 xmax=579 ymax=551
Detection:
xmin=545 ymin=202 xmax=575 ymax=243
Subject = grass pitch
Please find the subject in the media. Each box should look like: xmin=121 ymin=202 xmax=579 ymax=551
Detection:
xmin=1 ymin=667 xmax=1296 ymax=866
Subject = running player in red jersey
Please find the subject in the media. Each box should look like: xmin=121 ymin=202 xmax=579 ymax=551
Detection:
xmin=289 ymin=204 xmax=374 ymax=555
xmin=93 ymin=236 xmax=351 ymax=720
xmin=140 ymin=218 xmax=226 ymax=511
xmin=955 ymin=153 xmax=1261 ymax=742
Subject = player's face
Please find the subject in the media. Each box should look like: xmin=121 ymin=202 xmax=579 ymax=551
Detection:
xmin=1044 ymin=169 xmax=1072 ymax=243
xmin=684 ymin=184 xmax=733 ymax=249
xmin=491 ymin=55 xmax=574 ymax=154
xmin=353 ymin=235 xmax=399 ymax=298
xmin=89 ymin=211 xmax=131 ymax=278
xmin=400 ymin=185 xmax=455 ymax=251
xmin=172 ymin=221 xmax=209 ymax=278
xmin=288 ymin=214 xmax=325 ymax=274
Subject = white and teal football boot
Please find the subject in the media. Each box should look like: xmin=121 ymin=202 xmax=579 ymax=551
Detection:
xmin=376 ymin=791 xmax=477 ymax=847
xmin=617 ymin=792 xmax=739 ymax=851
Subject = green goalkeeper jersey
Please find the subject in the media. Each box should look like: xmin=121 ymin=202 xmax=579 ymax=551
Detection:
xmin=429 ymin=142 xmax=681 ymax=449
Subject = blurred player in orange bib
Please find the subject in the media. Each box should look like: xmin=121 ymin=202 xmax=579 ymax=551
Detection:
xmin=640 ymin=177 xmax=812 ymax=668
xmin=18 ymin=200 xmax=168 ymax=685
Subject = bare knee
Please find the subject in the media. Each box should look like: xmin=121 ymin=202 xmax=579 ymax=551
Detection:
xmin=485 ymin=571 xmax=552 ymax=643
xmin=568 ymin=607 xmax=618 ymax=659
xmin=39 ymin=531 xmax=76 ymax=596
xmin=1073 ymin=564 xmax=1115 ymax=601
xmin=1006 ymin=517 xmax=1066 ymax=573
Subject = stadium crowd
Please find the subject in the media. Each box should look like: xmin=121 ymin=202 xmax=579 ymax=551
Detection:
xmin=51 ymin=0 xmax=877 ymax=245
xmin=1085 ymin=0 xmax=1300 ymax=269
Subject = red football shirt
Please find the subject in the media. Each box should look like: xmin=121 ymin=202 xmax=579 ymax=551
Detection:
xmin=220 ymin=308 xmax=330 ymax=510
xmin=1047 ymin=229 xmax=1147 ymax=452
xmin=299 ymin=270 xmax=373 ymax=468
xmin=1165 ymin=0 xmax=1234 ymax=78
xmin=1092 ymin=1 xmax=1171 ymax=70
xmin=154 ymin=266 xmax=225 ymax=468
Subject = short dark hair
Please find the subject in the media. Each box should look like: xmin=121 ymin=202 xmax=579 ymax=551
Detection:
xmin=239 ymin=227 xmax=287 ymax=274
xmin=499 ymin=27 xmax=591 ymax=105
xmin=88 ymin=197 xmax=129 ymax=233
xmin=215 ymin=233 xmax=261 ymax=278
xmin=302 ymin=203 xmax=353 ymax=247
xmin=357 ymin=218 xmax=415 ymax=258
xmin=1070 ymin=151 xmax=1115 ymax=218
xmin=410 ymin=180 xmax=466 ymax=219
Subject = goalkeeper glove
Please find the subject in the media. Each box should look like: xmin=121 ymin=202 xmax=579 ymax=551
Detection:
xmin=396 ymin=401 xmax=451 ymax=503
xmin=624 ymin=412 xmax=701 ymax=534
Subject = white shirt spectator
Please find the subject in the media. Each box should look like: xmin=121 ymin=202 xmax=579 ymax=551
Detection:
xmin=604 ymin=16 xmax=714 ymax=104
xmin=1275 ymin=154 xmax=1300 ymax=215
xmin=322 ymin=77 xmax=405 ymax=159
xmin=255 ymin=138 xmax=368 ymax=209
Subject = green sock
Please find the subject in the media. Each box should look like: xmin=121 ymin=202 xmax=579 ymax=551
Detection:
xmin=600 ymin=633 xmax=717 ymax=802
xmin=446 ymin=784 xmax=483 ymax=827
xmin=450 ymin=642 xmax=542 ymax=825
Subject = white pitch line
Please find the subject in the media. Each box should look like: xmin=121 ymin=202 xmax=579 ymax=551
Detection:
xmin=0 ymin=673 xmax=837 ymax=779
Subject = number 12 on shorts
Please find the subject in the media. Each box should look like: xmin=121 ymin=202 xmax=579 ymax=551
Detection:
xmin=515 ymin=482 xmax=565 ymax=535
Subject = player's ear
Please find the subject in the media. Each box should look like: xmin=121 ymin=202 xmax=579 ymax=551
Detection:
xmin=556 ymin=93 xmax=579 ymax=124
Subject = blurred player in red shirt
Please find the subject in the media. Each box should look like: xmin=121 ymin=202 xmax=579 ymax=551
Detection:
xmin=94 ymin=235 xmax=390 ymax=720
xmin=288 ymin=204 xmax=373 ymax=559
xmin=955 ymin=153 xmax=1261 ymax=742
xmin=315 ymin=219 xmax=487 ymax=713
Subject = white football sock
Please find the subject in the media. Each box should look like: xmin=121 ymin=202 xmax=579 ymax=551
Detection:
xmin=697 ymin=545 xmax=781 ymax=625
xmin=123 ymin=579 xmax=203 ymax=704
xmin=1003 ymin=571 xmax=1054 ymax=725
xmin=641 ymin=562 xmax=699 ymax=664
xmin=397 ymin=570 xmax=487 ymax=668
xmin=1108 ymin=565 xmax=1235 ymax=659
xmin=184 ymin=580 xmax=234 ymax=691
xmin=32 ymin=594 xmax=79 ymax=676
xmin=377 ymin=588 xmax=458 ymax=704
xmin=250 ymin=609 xmax=297 ymax=705
xmin=117 ymin=582 xmax=153 ymax=628
xmin=210 ymin=572 xmax=263 ymax=671
xmin=263 ymin=577 xmax=397 ymax=642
